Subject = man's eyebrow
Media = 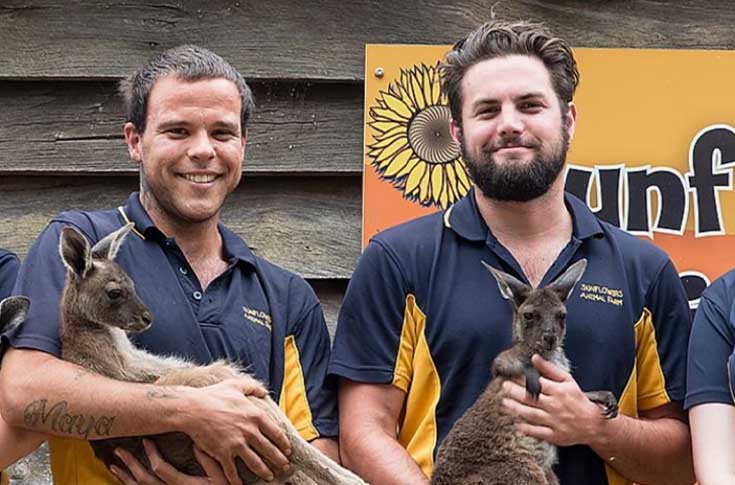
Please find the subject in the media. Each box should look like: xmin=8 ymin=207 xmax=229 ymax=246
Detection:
xmin=211 ymin=120 xmax=240 ymax=131
xmin=516 ymin=92 xmax=546 ymax=101
xmin=156 ymin=119 xmax=189 ymax=129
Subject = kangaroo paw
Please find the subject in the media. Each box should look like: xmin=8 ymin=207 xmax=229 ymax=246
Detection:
xmin=585 ymin=390 xmax=618 ymax=419
xmin=524 ymin=366 xmax=542 ymax=400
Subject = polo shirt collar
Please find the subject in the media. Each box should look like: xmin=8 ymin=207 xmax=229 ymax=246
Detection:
xmin=445 ymin=187 xmax=604 ymax=242
xmin=119 ymin=192 xmax=258 ymax=268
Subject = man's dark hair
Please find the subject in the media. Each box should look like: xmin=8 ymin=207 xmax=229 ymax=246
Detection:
xmin=440 ymin=21 xmax=579 ymax=125
xmin=119 ymin=44 xmax=254 ymax=133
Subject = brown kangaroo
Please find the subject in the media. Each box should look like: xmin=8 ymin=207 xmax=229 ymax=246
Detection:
xmin=57 ymin=223 xmax=366 ymax=485
xmin=431 ymin=259 xmax=618 ymax=485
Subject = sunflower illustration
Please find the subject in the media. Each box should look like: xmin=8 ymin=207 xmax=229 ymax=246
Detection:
xmin=367 ymin=62 xmax=471 ymax=209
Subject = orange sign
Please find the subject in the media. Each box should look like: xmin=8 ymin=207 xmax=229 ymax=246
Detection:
xmin=364 ymin=45 xmax=735 ymax=307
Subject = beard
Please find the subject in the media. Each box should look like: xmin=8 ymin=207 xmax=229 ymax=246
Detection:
xmin=459 ymin=128 xmax=569 ymax=202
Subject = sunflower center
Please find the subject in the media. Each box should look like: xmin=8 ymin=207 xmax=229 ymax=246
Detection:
xmin=407 ymin=105 xmax=460 ymax=165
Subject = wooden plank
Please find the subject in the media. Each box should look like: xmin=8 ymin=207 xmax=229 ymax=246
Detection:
xmin=4 ymin=1 xmax=732 ymax=81
xmin=309 ymin=279 xmax=347 ymax=336
xmin=0 ymin=81 xmax=363 ymax=175
xmin=0 ymin=175 xmax=362 ymax=279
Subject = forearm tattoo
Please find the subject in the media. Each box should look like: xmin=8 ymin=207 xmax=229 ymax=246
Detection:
xmin=23 ymin=399 xmax=116 ymax=439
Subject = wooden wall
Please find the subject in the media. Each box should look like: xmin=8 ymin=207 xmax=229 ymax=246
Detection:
xmin=2 ymin=0 xmax=734 ymax=333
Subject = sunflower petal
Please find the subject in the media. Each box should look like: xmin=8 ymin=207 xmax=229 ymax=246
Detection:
xmin=371 ymin=107 xmax=408 ymax=123
xmin=439 ymin=183 xmax=449 ymax=209
xmin=382 ymin=93 xmax=413 ymax=120
xmin=369 ymin=132 xmax=403 ymax=149
xmin=375 ymin=138 xmax=408 ymax=165
xmin=445 ymin=162 xmax=458 ymax=196
xmin=405 ymin=164 xmax=427 ymax=195
xmin=370 ymin=121 xmax=401 ymax=134
xmin=431 ymin=165 xmax=444 ymax=204
xmin=419 ymin=166 xmax=431 ymax=202
xmin=411 ymin=69 xmax=426 ymax=110
xmin=384 ymin=149 xmax=413 ymax=177
xmin=396 ymin=156 xmax=421 ymax=178
xmin=455 ymin=160 xmax=471 ymax=190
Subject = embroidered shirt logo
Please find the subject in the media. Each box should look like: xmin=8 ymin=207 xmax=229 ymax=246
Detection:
xmin=578 ymin=283 xmax=624 ymax=307
xmin=243 ymin=307 xmax=272 ymax=330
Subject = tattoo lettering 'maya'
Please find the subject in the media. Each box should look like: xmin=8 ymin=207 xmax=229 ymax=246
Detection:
xmin=23 ymin=399 xmax=116 ymax=439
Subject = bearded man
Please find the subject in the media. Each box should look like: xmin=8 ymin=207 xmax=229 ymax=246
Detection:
xmin=328 ymin=21 xmax=694 ymax=485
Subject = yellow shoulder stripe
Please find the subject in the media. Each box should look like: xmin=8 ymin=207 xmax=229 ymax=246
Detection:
xmin=279 ymin=335 xmax=319 ymax=441
xmin=392 ymin=294 xmax=441 ymax=479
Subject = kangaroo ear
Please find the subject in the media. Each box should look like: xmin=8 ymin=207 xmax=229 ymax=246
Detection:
xmin=59 ymin=227 xmax=93 ymax=278
xmin=0 ymin=296 xmax=30 ymax=331
xmin=481 ymin=261 xmax=530 ymax=307
xmin=549 ymin=259 xmax=587 ymax=302
xmin=91 ymin=223 xmax=134 ymax=261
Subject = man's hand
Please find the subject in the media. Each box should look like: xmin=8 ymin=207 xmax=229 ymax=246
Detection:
xmin=501 ymin=354 xmax=608 ymax=446
xmin=179 ymin=378 xmax=292 ymax=485
xmin=110 ymin=439 xmax=226 ymax=484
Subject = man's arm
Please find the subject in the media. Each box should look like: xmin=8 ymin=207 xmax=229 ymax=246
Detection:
xmin=503 ymin=355 xmax=694 ymax=485
xmin=311 ymin=438 xmax=339 ymax=463
xmin=339 ymin=379 xmax=428 ymax=485
xmin=689 ymin=403 xmax=735 ymax=485
xmin=0 ymin=413 xmax=46 ymax=469
xmin=0 ymin=348 xmax=291 ymax=485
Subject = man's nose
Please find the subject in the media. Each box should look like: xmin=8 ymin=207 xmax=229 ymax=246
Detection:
xmin=187 ymin=130 xmax=216 ymax=162
xmin=497 ymin=107 xmax=523 ymax=136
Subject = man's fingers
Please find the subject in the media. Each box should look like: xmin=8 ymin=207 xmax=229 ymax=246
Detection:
xmin=114 ymin=447 xmax=164 ymax=485
xmin=193 ymin=446 xmax=227 ymax=482
xmin=110 ymin=465 xmax=135 ymax=485
xmin=257 ymin=414 xmax=292 ymax=457
xmin=514 ymin=421 xmax=555 ymax=442
xmin=143 ymin=439 xmax=186 ymax=482
xmin=502 ymin=398 xmax=552 ymax=427
xmin=236 ymin=445 xmax=275 ymax=482
xmin=532 ymin=354 xmax=570 ymax=382
xmin=218 ymin=455 xmax=244 ymax=485
xmin=232 ymin=377 xmax=268 ymax=398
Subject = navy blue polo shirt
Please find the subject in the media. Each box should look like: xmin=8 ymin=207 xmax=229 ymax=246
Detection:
xmin=0 ymin=250 xmax=20 ymax=300
xmin=329 ymin=189 xmax=690 ymax=485
xmin=4 ymin=193 xmax=336 ymax=485
xmin=686 ymin=269 xmax=735 ymax=410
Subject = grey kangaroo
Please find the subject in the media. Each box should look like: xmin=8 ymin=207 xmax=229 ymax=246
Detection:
xmin=431 ymin=259 xmax=618 ymax=485
xmin=57 ymin=223 xmax=366 ymax=485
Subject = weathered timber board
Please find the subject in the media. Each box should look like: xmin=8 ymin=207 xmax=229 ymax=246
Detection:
xmin=0 ymin=81 xmax=362 ymax=175
xmin=0 ymin=175 xmax=362 ymax=279
xmin=310 ymin=279 xmax=347 ymax=335
xmin=3 ymin=1 xmax=733 ymax=81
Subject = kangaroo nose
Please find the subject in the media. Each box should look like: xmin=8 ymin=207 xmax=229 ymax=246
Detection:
xmin=543 ymin=334 xmax=556 ymax=347
xmin=142 ymin=310 xmax=153 ymax=325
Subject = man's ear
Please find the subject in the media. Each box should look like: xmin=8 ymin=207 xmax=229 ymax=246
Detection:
xmin=449 ymin=118 xmax=461 ymax=145
xmin=123 ymin=122 xmax=143 ymax=164
xmin=564 ymin=102 xmax=577 ymax=143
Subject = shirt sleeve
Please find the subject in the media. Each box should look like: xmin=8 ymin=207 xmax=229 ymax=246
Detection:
xmin=685 ymin=274 xmax=735 ymax=410
xmin=0 ymin=251 xmax=20 ymax=300
xmin=2 ymin=221 xmax=93 ymax=357
xmin=328 ymin=238 xmax=410 ymax=388
xmin=637 ymin=258 xmax=691 ymax=410
xmin=279 ymin=285 xmax=338 ymax=440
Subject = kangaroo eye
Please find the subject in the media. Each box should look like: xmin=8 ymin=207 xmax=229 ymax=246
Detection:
xmin=107 ymin=289 xmax=123 ymax=300
xmin=522 ymin=311 xmax=537 ymax=322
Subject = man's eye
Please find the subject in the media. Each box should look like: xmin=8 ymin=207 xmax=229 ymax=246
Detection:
xmin=166 ymin=128 xmax=188 ymax=137
xmin=520 ymin=102 xmax=542 ymax=110
xmin=213 ymin=131 xmax=236 ymax=140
